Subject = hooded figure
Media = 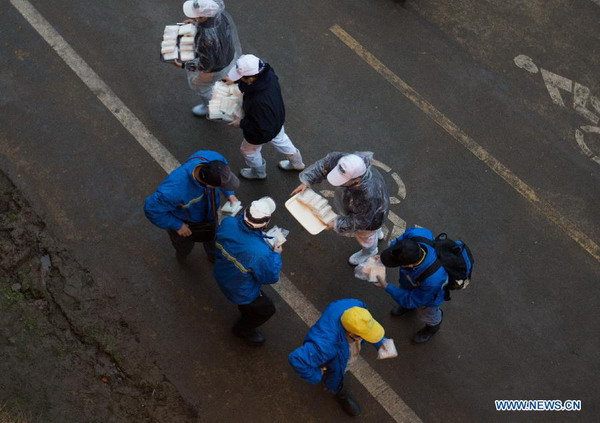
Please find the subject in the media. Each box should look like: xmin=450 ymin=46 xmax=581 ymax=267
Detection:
xmin=213 ymin=196 xmax=282 ymax=345
xmin=293 ymin=152 xmax=390 ymax=265
xmin=178 ymin=0 xmax=241 ymax=116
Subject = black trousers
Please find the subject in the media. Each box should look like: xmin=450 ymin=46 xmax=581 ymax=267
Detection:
xmin=233 ymin=291 xmax=276 ymax=335
xmin=335 ymin=379 xmax=350 ymax=397
xmin=167 ymin=229 xmax=216 ymax=259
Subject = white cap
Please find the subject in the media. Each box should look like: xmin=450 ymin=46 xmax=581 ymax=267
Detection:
xmin=327 ymin=154 xmax=367 ymax=186
xmin=183 ymin=0 xmax=222 ymax=18
xmin=227 ymin=54 xmax=265 ymax=81
xmin=244 ymin=197 xmax=276 ymax=228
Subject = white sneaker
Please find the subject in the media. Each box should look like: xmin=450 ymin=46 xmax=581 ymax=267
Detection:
xmin=377 ymin=228 xmax=384 ymax=241
xmin=192 ymin=104 xmax=208 ymax=116
xmin=278 ymin=160 xmax=305 ymax=171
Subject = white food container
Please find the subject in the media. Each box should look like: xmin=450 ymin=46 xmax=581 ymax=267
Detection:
xmin=179 ymin=51 xmax=195 ymax=62
xmin=162 ymin=48 xmax=179 ymax=61
xmin=265 ymin=226 xmax=289 ymax=248
xmin=285 ymin=193 xmax=328 ymax=235
xmin=178 ymin=23 xmax=197 ymax=36
xmin=377 ymin=338 xmax=398 ymax=360
xmin=220 ymin=200 xmax=243 ymax=217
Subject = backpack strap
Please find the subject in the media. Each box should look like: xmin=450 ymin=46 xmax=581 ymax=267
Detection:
xmin=410 ymin=236 xmax=433 ymax=246
xmin=415 ymin=259 xmax=442 ymax=283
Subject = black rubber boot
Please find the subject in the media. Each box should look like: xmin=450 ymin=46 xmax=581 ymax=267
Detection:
xmin=336 ymin=388 xmax=361 ymax=417
xmin=412 ymin=323 xmax=441 ymax=344
xmin=390 ymin=306 xmax=412 ymax=317
xmin=232 ymin=327 xmax=265 ymax=346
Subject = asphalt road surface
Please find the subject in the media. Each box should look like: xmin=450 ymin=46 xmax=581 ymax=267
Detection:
xmin=1 ymin=0 xmax=599 ymax=421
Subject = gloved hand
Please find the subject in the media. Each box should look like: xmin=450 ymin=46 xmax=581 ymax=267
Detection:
xmin=184 ymin=61 xmax=198 ymax=72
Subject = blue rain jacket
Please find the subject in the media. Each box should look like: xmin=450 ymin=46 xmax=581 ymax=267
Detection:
xmin=213 ymin=216 xmax=282 ymax=304
xmin=385 ymin=227 xmax=448 ymax=309
xmin=144 ymin=151 xmax=234 ymax=231
xmin=288 ymin=299 xmax=384 ymax=394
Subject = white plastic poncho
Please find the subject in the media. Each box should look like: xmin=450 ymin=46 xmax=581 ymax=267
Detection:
xmin=299 ymin=152 xmax=390 ymax=234
xmin=184 ymin=1 xmax=242 ymax=102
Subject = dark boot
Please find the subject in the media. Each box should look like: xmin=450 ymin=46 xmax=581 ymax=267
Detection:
xmin=335 ymin=388 xmax=361 ymax=417
xmin=232 ymin=327 xmax=265 ymax=346
xmin=390 ymin=306 xmax=412 ymax=317
xmin=412 ymin=323 xmax=441 ymax=344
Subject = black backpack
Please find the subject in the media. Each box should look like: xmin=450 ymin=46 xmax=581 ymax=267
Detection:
xmin=412 ymin=233 xmax=474 ymax=301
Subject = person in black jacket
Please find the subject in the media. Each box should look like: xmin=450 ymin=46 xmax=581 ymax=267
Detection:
xmin=224 ymin=54 xmax=305 ymax=179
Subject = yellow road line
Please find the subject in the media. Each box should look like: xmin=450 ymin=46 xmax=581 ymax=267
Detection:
xmin=330 ymin=24 xmax=600 ymax=264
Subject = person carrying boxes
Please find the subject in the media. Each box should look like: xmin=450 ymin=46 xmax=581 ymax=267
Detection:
xmin=173 ymin=0 xmax=241 ymax=116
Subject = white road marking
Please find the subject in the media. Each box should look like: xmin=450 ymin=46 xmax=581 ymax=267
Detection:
xmin=387 ymin=211 xmax=408 ymax=240
xmin=391 ymin=172 xmax=407 ymax=199
xmin=515 ymin=54 xmax=600 ymax=167
xmin=9 ymin=1 xmax=420 ymax=421
xmin=514 ymin=54 xmax=539 ymax=74
xmin=371 ymin=158 xmax=392 ymax=172
xmin=540 ymin=68 xmax=572 ymax=107
xmin=9 ymin=0 xmax=179 ymax=175
xmin=573 ymin=83 xmax=600 ymax=124
xmin=581 ymin=125 xmax=600 ymax=134
xmin=576 ymin=128 xmax=600 ymax=165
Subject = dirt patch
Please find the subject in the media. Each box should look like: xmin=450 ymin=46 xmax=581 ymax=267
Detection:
xmin=0 ymin=170 xmax=197 ymax=422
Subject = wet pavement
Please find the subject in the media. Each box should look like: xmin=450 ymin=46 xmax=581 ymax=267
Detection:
xmin=1 ymin=0 xmax=599 ymax=421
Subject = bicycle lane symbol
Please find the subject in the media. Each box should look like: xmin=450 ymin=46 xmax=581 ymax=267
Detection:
xmin=514 ymin=54 xmax=600 ymax=166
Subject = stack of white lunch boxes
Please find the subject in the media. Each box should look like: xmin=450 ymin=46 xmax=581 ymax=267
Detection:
xmin=161 ymin=24 xmax=197 ymax=63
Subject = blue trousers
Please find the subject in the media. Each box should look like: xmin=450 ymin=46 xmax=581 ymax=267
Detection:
xmin=417 ymin=306 xmax=443 ymax=326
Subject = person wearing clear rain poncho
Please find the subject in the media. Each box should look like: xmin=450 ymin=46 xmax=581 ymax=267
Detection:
xmin=174 ymin=0 xmax=241 ymax=116
xmin=291 ymin=152 xmax=390 ymax=265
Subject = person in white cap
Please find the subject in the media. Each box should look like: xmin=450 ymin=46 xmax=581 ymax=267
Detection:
xmin=175 ymin=0 xmax=241 ymax=116
xmin=291 ymin=152 xmax=389 ymax=265
xmin=212 ymin=197 xmax=283 ymax=345
xmin=223 ymin=54 xmax=305 ymax=179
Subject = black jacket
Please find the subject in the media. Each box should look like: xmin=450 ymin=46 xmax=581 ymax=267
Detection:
xmin=238 ymin=64 xmax=286 ymax=145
